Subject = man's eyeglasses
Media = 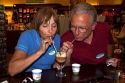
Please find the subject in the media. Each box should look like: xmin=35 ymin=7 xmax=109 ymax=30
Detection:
xmin=71 ymin=26 xmax=88 ymax=32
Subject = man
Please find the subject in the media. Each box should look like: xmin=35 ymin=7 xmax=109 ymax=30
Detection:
xmin=61 ymin=2 xmax=119 ymax=67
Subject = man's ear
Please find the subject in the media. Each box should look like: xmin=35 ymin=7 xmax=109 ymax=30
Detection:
xmin=92 ymin=22 xmax=97 ymax=30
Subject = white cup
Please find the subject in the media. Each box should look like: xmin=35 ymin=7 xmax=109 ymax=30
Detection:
xmin=32 ymin=69 xmax=42 ymax=82
xmin=72 ymin=63 xmax=81 ymax=75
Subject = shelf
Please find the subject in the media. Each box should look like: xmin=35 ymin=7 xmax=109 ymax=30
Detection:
xmin=12 ymin=4 xmax=67 ymax=24
xmin=0 ymin=5 xmax=5 ymax=29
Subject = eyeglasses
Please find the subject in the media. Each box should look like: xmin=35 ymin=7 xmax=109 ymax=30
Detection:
xmin=71 ymin=25 xmax=91 ymax=32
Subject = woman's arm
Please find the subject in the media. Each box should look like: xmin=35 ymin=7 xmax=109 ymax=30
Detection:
xmin=8 ymin=49 xmax=44 ymax=76
xmin=8 ymin=36 xmax=53 ymax=76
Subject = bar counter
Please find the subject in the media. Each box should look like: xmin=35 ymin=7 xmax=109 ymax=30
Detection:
xmin=0 ymin=64 xmax=125 ymax=83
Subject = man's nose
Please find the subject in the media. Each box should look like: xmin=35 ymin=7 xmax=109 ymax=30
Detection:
xmin=75 ymin=28 xmax=80 ymax=35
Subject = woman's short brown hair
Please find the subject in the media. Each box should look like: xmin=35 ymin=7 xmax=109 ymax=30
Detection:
xmin=31 ymin=7 xmax=58 ymax=32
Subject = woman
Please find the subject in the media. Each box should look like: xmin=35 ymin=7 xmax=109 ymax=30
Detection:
xmin=8 ymin=7 xmax=60 ymax=76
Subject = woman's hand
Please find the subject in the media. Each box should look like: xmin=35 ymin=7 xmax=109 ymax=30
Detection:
xmin=39 ymin=38 xmax=53 ymax=53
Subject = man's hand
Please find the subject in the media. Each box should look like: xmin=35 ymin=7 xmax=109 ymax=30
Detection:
xmin=106 ymin=58 xmax=120 ymax=67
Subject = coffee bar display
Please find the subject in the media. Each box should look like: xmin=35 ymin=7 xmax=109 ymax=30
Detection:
xmin=0 ymin=5 xmax=5 ymax=29
xmin=12 ymin=4 xmax=66 ymax=24
xmin=13 ymin=6 xmax=37 ymax=23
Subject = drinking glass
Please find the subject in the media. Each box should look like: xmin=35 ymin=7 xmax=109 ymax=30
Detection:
xmin=56 ymin=51 xmax=66 ymax=77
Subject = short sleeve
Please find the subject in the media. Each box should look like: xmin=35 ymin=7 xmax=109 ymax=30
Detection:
xmin=15 ymin=31 xmax=30 ymax=53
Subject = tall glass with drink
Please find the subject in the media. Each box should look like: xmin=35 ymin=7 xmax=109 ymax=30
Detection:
xmin=56 ymin=51 xmax=66 ymax=77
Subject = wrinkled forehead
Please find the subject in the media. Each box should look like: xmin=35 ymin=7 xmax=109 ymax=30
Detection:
xmin=73 ymin=10 xmax=93 ymax=16
xmin=70 ymin=9 xmax=96 ymax=24
xmin=71 ymin=13 xmax=94 ymax=26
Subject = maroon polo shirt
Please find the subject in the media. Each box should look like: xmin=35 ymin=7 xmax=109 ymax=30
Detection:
xmin=61 ymin=22 xmax=114 ymax=64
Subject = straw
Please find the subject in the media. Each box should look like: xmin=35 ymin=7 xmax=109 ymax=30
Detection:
xmin=52 ymin=41 xmax=57 ymax=53
xmin=71 ymin=39 xmax=75 ymax=43
xmin=52 ymin=40 xmax=62 ymax=56
xmin=50 ymin=37 xmax=57 ymax=53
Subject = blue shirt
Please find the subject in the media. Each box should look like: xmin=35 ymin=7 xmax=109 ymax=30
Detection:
xmin=15 ymin=29 xmax=61 ymax=72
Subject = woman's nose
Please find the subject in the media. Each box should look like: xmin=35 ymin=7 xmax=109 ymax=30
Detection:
xmin=48 ymin=27 xmax=53 ymax=34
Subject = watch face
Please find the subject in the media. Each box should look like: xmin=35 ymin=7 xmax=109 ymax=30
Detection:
xmin=96 ymin=53 xmax=104 ymax=59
